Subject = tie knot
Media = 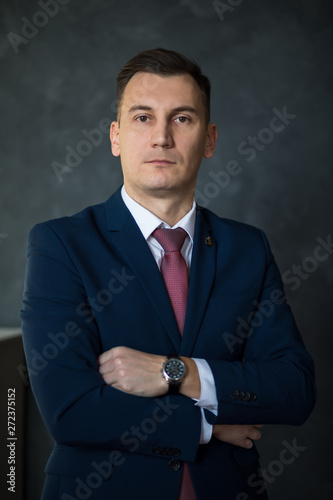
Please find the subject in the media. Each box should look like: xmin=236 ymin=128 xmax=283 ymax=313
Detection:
xmin=152 ymin=227 xmax=187 ymax=253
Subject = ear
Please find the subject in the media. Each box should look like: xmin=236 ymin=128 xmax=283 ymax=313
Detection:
xmin=110 ymin=121 xmax=120 ymax=157
xmin=203 ymin=123 xmax=217 ymax=159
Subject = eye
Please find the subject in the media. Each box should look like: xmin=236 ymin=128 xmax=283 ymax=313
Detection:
xmin=136 ymin=115 xmax=151 ymax=123
xmin=175 ymin=116 xmax=190 ymax=124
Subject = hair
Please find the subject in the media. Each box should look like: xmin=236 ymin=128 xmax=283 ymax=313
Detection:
xmin=116 ymin=48 xmax=211 ymax=124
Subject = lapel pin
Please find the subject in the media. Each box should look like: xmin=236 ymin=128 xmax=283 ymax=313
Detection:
xmin=205 ymin=236 xmax=213 ymax=247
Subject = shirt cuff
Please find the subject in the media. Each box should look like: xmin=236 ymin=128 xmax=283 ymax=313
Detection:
xmin=191 ymin=358 xmax=218 ymax=445
xmin=192 ymin=358 xmax=218 ymax=413
xmin=199 ymin=408 xmax=213 ymax=444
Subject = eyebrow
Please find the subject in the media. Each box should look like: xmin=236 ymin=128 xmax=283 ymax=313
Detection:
xmin=127 ymin=105 xmax=199 ymax=116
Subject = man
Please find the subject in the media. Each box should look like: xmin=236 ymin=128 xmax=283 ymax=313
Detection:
xmin=20 ymin=48 xmax=316 ymax=499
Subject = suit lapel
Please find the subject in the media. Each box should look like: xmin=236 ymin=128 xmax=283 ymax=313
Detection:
xmin=181 ymin=208 xmax=216 ymax=356
xmin=104 ymin=189 xmax=181 ymax=351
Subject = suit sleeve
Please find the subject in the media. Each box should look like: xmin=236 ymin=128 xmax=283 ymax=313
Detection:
xmin=20 ymin=223 xmax=201 ymax=461
xmin=205 ymin=230 xmax=316 ymax=426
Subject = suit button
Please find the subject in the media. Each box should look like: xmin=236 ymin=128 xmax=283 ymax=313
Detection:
xmin=230 ymin=390 xmax=239 ymax=399
xmin=239 ymin=391 xmax=245 ymax=400
xmin=172 ymin=449 xmax=181 ymax=457
xmin=169 ymin=459 xmax=182 ymax=471
xmin=160 ymin=447 xmax=167 ymax=455
xmin=250 ymin=393 xmax=257 ymax=401
xmin=244 ymin=392 xmax=251 ymax=401
xmin=153 ymin=447 xmax=161 ymax=454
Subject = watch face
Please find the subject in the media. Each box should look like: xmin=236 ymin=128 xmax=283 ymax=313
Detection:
xmin=164 ymin=359 xmax=186 ymax=383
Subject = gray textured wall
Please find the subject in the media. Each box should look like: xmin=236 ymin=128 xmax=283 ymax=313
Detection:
xmin=1 ymin=0 xmax=332 ymax=498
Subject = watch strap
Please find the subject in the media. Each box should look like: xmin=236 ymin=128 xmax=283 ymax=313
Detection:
xmin=168 ymin=382 xmax=181 ymax=394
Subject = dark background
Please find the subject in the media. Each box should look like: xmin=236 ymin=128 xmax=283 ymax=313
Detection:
xmin=0 ymin=0 xmax=332 ymax=498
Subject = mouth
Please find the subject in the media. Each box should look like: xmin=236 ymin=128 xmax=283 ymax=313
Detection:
xmin=146 ymin=159 xmax=176 ymax=166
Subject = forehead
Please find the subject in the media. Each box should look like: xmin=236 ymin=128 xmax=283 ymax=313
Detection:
xmin=121 ymin=72 xmax=205 ymax=112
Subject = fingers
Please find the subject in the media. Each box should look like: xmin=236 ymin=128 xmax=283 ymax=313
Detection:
xmin=240 ymin=428 xmax=261 ymax=449
xmin=250 ymin=427 xmax=262 ymax=441
xmin=212 ymin=424 xmax=263 ymax=449
xmin=244 ymin=438 xmax=254 ymax=449
xmin=98 ymin=345 xmax=127 ymax=365
xmin=98 ymin=347 xmax=127 ymax=382
xmin=98 ymin=346 xmax=134 ymax=377
xmin=96 ymin=346 xmax=167 ymax=397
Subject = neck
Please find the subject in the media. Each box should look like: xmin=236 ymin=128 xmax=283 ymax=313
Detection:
xmin=124 ymin=185 xmax=194 ymax=227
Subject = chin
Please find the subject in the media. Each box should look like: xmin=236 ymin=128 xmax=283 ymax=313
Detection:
xmin=145 ymin=185 xmax=174 ymax=197
xmin=146 ymin=181 xmax=190 ymax=198
xmin=143 ymin=176 xmax=176 ymax=192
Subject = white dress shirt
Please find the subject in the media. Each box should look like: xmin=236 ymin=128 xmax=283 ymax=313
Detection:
xmin=121 ymin=186 xmax=218 ymax=443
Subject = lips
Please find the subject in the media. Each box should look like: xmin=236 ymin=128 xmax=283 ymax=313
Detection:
xmin=146 ymin=159 xmax=176 ymax=164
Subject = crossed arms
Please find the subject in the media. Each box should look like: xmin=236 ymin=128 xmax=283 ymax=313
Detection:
xmin=98 ymin=345 xmax=263 ymax=449
xmin=20 ymin=221 xmax=316 ymax=462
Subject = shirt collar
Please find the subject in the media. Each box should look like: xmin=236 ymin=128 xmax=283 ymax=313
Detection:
xmin=121 ymin=185 xmax=196 ymax=242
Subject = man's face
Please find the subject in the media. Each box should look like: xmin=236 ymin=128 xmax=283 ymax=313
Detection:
xmin=110 ymin=72 xmax=216 ymax=201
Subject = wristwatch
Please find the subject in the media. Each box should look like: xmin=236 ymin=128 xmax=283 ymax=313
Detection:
xmin=162 ymin=355 xmax=186 ymax=394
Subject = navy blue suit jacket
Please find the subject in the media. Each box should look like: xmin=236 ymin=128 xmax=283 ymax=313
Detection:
xmin=20 ymin=187 xmax=316 ymax=499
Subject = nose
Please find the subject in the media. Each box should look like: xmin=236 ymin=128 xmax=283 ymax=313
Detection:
xmin=150 ymin=119 xmax=173 ymax=148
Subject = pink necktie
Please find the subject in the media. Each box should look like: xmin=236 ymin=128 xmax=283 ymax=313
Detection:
xmin=152 ymin=227 xmax=197 ymax=500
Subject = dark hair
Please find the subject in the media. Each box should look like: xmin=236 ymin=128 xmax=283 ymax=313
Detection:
xmin=116 ymin=48 xmax=211 ymax=124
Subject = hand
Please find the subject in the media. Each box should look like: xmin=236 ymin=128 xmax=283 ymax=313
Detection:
xmin=212 ymin=424 xmax=263 ymax=449
xmin=98 ymin=346 xmax=168 ymax=397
